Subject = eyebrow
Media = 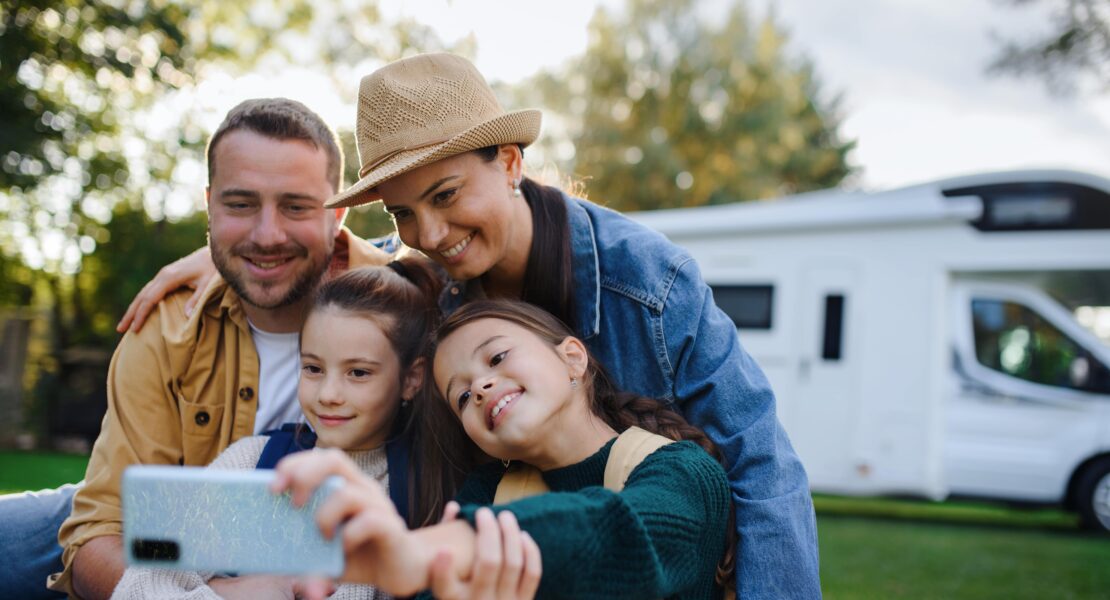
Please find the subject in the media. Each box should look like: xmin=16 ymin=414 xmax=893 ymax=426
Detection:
xmin=444 ymin=335 xmax=505 ymax=401
xmin=420 ymin=175 xmax=461 ymax=200
xmin=219 ymin=189 xmax=322 ymax=203
xmin=299 ymin=352 xmax=382 ymax=367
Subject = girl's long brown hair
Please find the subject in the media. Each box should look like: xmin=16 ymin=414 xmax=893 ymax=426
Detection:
xmin=417 ymin=299 xmax=736 ymax=589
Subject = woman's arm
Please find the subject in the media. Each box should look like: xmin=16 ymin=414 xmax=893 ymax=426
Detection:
xmin=116 ymin=246 xmax=216 ymax=333
xmin=662 ymin=258 xmax=820 ymax=598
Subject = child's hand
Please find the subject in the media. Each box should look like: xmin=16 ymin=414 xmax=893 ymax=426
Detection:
xmin=272 ymin=448 xmax=431 ymax=596
xmin=429 ymin=507 xmax=542 ymax=600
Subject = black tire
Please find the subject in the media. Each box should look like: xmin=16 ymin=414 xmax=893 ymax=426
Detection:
xmin=1076 ymin=457 xmax=1110 ymax=532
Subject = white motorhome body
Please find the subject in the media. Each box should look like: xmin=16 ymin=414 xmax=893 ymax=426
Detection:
xmin=631 ymin=169 xmax=1110 ymax=528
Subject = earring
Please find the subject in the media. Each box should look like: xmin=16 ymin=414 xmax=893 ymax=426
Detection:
xmin=512 ymin=178 xmax=522 ymax=197
xmin=502 ymin=458 xmax=511 ymax=468
xmin=570 ymin=377 xmax=578 ymax=388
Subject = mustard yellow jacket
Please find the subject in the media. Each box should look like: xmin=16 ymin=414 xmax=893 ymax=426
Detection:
xmin=51 ymin=228 xmax=389 ymax=596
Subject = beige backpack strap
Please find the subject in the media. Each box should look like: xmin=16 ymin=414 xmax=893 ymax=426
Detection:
xmin=493 ymin=462 xmax=551 ymax=504
xmin=603 ymin=426 xmax=675 ymax=492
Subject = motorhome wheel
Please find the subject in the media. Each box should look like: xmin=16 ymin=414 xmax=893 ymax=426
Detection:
xmin=1076 ymin=458 xmax=1110 ymax=533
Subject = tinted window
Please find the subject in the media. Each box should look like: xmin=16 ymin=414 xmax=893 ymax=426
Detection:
xmin=971 ymin=299 xmax=1110 ymax=393
xmin=943 ymin=181 xmax=1110 ymax=231
xmin=712 ymin=285 xmax=773 ymax=329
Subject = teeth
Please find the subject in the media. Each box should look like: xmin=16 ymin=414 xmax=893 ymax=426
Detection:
xmin=490 ymin=393 xmax=516 ymax=419
xmin=441 ymin=234 xmax=473 ymax=259
xmin=251 ymin=258 xmax=287 ymax=269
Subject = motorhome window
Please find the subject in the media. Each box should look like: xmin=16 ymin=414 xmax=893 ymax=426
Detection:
xmin=942 ymin=181 xmax=1110 ymax=231
xmin=711 ymin=285 xmax=773 ymax=329
xmin=822 ymin=294 xmax=845 ymax=361
xmin=971 ymin=299 xmax=1110 ymax=392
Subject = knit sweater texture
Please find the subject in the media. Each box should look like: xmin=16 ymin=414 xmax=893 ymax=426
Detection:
xmin=451 ymin=439 xmax=731 ymax=600
xmin=110 ymin=436 xmax=391 ymax=600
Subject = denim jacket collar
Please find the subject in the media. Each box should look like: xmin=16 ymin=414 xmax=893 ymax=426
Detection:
xmin=566 ymin=195 xmax=601 ymax=340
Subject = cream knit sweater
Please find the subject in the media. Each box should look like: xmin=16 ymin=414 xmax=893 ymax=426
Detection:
xmin=110 ymin=436 xmax=391 ymax=600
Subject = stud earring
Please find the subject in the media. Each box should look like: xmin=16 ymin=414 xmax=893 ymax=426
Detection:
xmin=502 ymin=458 xmax=511 ymax=468
xmin=512 ymin=179 xmax=522 ymax=197
xmin=570 ymin=377 xmax=578 ymax=388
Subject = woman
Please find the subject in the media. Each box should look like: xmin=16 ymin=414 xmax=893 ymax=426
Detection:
xmin=274 ymin=299 xmax=732 ymax=599
xmin=122 ymin=53 xmax=819 ymax=597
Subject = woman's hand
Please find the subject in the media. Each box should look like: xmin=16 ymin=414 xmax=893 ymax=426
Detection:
xmin=272 ymin=448 xmax=432 ymax=598
xmin=429 ymin=503 xmax=542 ymax=600
xmin=116 ymin=246 xmax=216 ymax=333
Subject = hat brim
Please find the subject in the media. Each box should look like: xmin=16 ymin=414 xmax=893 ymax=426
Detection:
xmin=326 ymin=109 xmax=542 ymax=209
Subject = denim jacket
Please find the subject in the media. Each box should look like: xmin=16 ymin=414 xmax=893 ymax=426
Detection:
xmin=441 ymin=195 xmax=821 ymax=598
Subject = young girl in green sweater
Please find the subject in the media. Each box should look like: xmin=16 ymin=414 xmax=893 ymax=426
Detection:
xmin=276 ymin=299 xmax=735 ymax=600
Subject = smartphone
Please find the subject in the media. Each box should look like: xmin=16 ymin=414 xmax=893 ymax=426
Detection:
xmin=122 ymin=465 xmax=344 ymax=577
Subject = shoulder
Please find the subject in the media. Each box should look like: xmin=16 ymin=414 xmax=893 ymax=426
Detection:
xmin=208 ymin=436 xmax=268 ymax=470
xmin=569 ymin=196 xmax=693 ymax=306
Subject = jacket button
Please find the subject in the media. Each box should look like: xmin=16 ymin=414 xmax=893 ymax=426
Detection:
xmin=238 ymin=387 xmax=254 ymax=401
xmin=450 ymin=286 xmax=460 ymax=295
xmin=194 ymin=411 xmax=210 ymax=426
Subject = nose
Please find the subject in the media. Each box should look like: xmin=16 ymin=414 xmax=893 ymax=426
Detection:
xmin=251 ymin=204 xmax=289 ymax=248
xmin=416 ymin=213 xmax=449 ymax=252
xmin=473 ymin=375 xmax=496 ymax=404
xmin=317 ymin=375 xmax=343 ymax=407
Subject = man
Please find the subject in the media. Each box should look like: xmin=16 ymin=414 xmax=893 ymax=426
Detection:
xmin=36 ymin=98 xmax=388 ymax=599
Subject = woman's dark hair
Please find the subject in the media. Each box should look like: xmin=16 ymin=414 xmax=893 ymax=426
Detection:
xmin=306 ymin=255 xmax=445 ymax=525
xmin=474 ymin=145 xmax=576 ymax=330
xmin=423 ymin=298 xmax=736 ymax=589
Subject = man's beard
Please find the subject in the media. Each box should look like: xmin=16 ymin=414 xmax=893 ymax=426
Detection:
xmin=210 ymin=239 xmax=333 ymax=310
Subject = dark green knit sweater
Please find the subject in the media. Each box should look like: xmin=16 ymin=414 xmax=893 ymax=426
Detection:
xmin=445 ymin=438 xmax=731 ymax=600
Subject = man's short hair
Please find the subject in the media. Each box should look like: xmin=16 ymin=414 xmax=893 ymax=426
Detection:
xmin=206 ymin=98 xmax=343 ymax=192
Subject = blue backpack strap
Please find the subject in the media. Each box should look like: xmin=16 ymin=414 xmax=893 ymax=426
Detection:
xmin=256 ymin=423 xmax=317 ymax=469
xmin=386 ymin=424 xmax=415 ymax=523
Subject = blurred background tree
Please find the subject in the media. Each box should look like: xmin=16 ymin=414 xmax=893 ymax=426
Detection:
xmin=515 ymin=0 xmax=854 ymax=211
xmin=989 ymin=0 xmax=1110 ymax=93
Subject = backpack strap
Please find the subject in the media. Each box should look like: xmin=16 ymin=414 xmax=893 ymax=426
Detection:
xmin=385 ymin=424 xmax=413 ymax=524
xmin=493 ymin=462 xmax=551 ymax=504
xmin=492 ymin=426 xmax=675 ymax=503
xmin=603 ymin=426 xmax=674 ymax=491
xmin=255 ymin=423 xmax=317 ymax=470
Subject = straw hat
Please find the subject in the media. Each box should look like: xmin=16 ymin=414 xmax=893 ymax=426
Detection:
xmin=326 ymin=53 xmax=542 ymax=208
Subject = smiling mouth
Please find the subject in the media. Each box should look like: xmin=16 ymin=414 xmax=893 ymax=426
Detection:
xmin=245 ymin=256 xmax=293 ymax=269
xmin=488 ymin=391 xmax=521 ymax=429
xmin=440 ymin=233 xmax=474 ymax=259
xmin=317 ymin=415 xmax=354 ymax=427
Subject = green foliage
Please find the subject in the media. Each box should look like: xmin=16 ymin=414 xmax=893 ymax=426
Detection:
xmin=989 ymin=0 xmax=1110 ymax=93
xmin=518 ymin=0 xmax=854 ymax=211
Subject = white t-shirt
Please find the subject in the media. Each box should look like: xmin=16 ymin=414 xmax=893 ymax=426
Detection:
xmin=248 ymin=322 xmax=303 ymax=434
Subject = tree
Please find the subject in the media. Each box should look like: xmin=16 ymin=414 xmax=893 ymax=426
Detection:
xmin=514 ymin=0 xmax=854 ymax=212
xmin=989 ymin=0 xmax=1110 ymax=93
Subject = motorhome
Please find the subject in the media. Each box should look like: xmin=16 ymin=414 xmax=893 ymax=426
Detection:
xmin=631 ymin=169 xmax=1110 ymax=531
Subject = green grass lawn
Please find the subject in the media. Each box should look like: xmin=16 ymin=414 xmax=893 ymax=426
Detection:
xmin=0 ymin=450 xmax=89 ymax=494
xmin=3 ymin=451 xmax=1107 ymax=598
